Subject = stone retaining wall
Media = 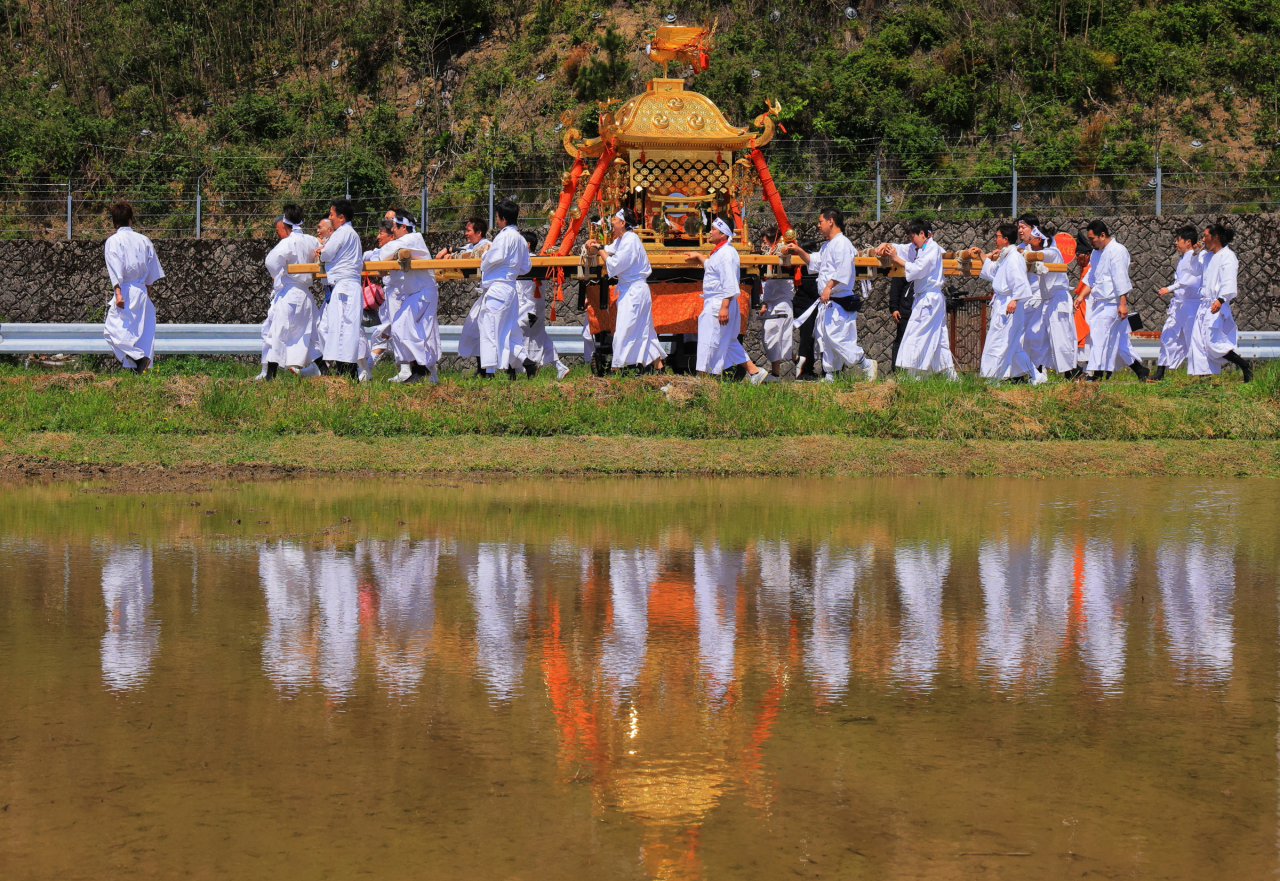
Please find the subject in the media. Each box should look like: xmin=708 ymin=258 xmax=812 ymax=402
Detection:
xmin=5 ymin=214 xmax=1277 ymax=367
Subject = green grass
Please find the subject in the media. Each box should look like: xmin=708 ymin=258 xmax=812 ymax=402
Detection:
xmin=0 ymin=359 xmax=1276 ymax=442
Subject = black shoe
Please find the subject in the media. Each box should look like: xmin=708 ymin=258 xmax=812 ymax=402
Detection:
xmin=315 ymin=358 xmax=330 ymax=376
xmin=1087 ymin=371 xmax=1104 ymax=382
xmin=1063 ymin=366 xmax=1083 ymax=380
xmin=1148 ymin=365 xmax=1166 ymax=382
xmin=796 ymin=373 xmax=821 ymax=382
xmin=1130 ymin=359 xmax=1150 ymax=381
xmin=1223 ymin=350 xmax=1254 ymax=382
xmin=265 ymin=362 xmax=280 ymax=381
xmin=523 ymin=358 xmax=539 ymax=378
xmin=506 ymin=366 xmax=518 ymax=381
xmin=404 ymin=362 xmax=429 ymax=385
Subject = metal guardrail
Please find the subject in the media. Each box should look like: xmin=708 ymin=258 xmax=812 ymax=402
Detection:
xmin=1127 ymin=331 xmax=1280 ymax=361
xmin=0 ymin=323 xmax=589 ymax=357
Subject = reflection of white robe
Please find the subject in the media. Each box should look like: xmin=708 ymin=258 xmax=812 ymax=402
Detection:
xmin=1079 ymin=538 xmax=1134 ymax=692
xmin=1187 ymin=247 xmax=1240 ymax=375
xmin=600 ymin=548 xmax=657 ymax=697
xmin=892 ymin=542 xmax=949 ymax=687
xmin=977 ymin=537 xmax=1072 ymax=689
xmin=103 ymin=227 xmax=163 ymax=367
xmin=263 ymin=230 xmax=321 ymax=367
xmin=805 ymin=544 xmax=869 ymax=702
xmin=1157 ymin=538 xmax=1233 ymax=681
xmin=368 ymin=539 xmax=439 ymax=696
xmin=467 ymin=543 xmax=532 ymax=701
xmin=604 ymin=231 xmax=665 ymax=368
xmin=259 ymin=542 xmax=316 ymax=695
xmin=694 ymin=543 xmax=741 ymax=703
xmin=316 ymin=548 xmax=360 ymax=701
xmin=101 ymin=546 xmax=158 ymax=691
xmin=892 ymin=240 xmax=955 ymax=375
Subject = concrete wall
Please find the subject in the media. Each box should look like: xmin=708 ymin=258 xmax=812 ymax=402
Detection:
xmin=6 ymin=215 xmax=1277 ymax=367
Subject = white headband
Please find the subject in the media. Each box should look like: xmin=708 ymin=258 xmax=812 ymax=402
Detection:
xmin=711 ymin=217 xmax=732 ymax=238
xmin=395 ymin=216 xmax=416 ymax=229
xmin=1030 ymin=226 xmax=1046 ymax=243
xmin=278 ymin=216 xmax=302 ymax=230
xmin=614 ymin=209 xmax=638 ymax=229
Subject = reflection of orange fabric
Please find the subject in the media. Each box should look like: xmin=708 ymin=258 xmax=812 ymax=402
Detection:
xmin=647 ymin=577 xmax=697 ymax=629
xmin=587 ymin=283 xmax=751 ymax=335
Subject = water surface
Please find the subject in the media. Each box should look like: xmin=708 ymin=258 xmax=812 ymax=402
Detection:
xmin=1 ymin=477 xmax=1277 ymax=879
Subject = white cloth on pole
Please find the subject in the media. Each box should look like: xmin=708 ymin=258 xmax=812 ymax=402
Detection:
xmin=760 ymin=278 xmax=795 ymax=363
xmin=517 ymin=280 xmax=558 ymax=366
xmin=1188 ymin=246 xmax=1240 ymax=375
xmin=603 ymin=231 xmax=664 ymax=367
xmin=103 ymin=226 xmax=164 ymax=367
xmin=979 ymin=246 xmax=1040 ymax=381
xmin=478 ymin=226 xmax=532 ymax=371
xmin=318 ymin=222 xmax=364 ymax=364
xmin=264 ymin=230 xmax=321 ymax=367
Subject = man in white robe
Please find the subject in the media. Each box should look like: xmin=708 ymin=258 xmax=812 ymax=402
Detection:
xmin=1016 ymin=215 xmax=1075 ymax=375
xmin=686 ymin=217 xmax=770 ymax=382
xmin=372 ymin=211 xmax=438 ymax=384
xmin=261 ymin=204 xmax=321 ymax=379
xmin=586 ymin=208 xmax=666 ymax=373
xmin=975 ymin=223 xmax=1045 ymax=384
xmin=313 ymin=199 xmax=364 ymax=379
xmin=437 ymin=217 xmax=490 ymax=376
xmin=517 ymin=230 xmax=571 ymax=379
xmin=1188 ymin=224 xmax=1252 ymax=382
xmin=784 ymin=207 xmax=876 ymax=381
xmin=1151 ymin=225 xmax=1208 ymax=381
xmin=1074 ymin=221 xmax=1150 ymax=381
xmin=478 ymin=200 xmax=531 ymax=377
xmin=757 ymin=227 xmax=795 ymax=377
xmin=103 ymin=201 xmax=163 ymax=373
xmin=876 ymin=218 xmax=958 ymax=380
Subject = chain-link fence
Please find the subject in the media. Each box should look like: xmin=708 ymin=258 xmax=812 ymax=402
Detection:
xmin=4 ymin=141 xmax=1280 ymax=240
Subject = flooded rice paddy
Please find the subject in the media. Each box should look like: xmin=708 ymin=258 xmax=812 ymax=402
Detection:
xmin=1 ymin=476 xmax=1278 ymax=880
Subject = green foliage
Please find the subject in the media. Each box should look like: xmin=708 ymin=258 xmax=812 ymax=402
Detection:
xmin=574 ymin=26 xmax=632 ymax=103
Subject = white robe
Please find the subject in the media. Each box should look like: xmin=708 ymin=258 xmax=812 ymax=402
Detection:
xmin=317 ymin=222 xmax=364 ymax=364
xmin=263 ymin=230 xmax=321 ymax=367
xmin=103 ymin=227 xmax=163 ymax=367
xmin=479 ymin=226 xmax=531 ymax=371
xmin=811 ymin=233 xmax=866 ymax=373
xmin=760 ymin=278 xmax=795 ymax=363
xmin=980 ymin=246 xmax=1042 ymax=382
xmin=373 ymin=232 xmax=438 ymax=367
xmin=453 ymin=240 xmax=489 ymax=360
xmin=1022 ymin=244 xmax=1075 ymax=372
xmin=891 ymin=239 xmax=955 ymax=376
xmin=696 ymin=242 xmax=748 ymax=373
xmin=1157 ymin=250 xmax=1208 ymax=370
xmin=1188 ymin=246 xmax=1239 ymax=375
xmin=1083 ymin=240 xmax=1134 ymax=373
xmin=517 ymin=280 xmax=558 ymax=366
xmin=603 ymin=230 xmax=665 ymax=368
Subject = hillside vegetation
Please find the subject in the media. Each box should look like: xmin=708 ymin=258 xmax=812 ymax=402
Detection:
xmin=2 ymin=0 xmax=1279 ymax=211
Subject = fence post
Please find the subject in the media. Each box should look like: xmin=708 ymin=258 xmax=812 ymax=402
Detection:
xmin=420 ymin=168 xmax=428 ymax=233
xmin=345 ymin=175 xmax=351 ymax=200
xmin=195 ymin=172 xmax=204 ymax=239
xmin=1155 ymin=154 xmax=1163 ymax=217
xmin=65 ymin=178 xmax=72 ymax=241
xmin=488 ymin=167 xmax=495 ymax=229
xmin=875 ymin=156 xmax=881 ymax=223
xmin=1011 ymin=149 xmax=1018 ymax=218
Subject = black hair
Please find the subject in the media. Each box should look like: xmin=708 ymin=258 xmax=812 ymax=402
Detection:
xmin=109 ymin=201 xmax=133 ymax=228
xmin=282 ymin=204 xmax=304 ymax=225
xmin=1174 ymin=224 xmax=1199 ymax=244
xmin=1040 ymin=223 xmax=1057 ymax=239
xmin=330 ymin=198 xmax=355 ymax=222
xmin=393 ymin=210 xmax=417 ymax=229
xmin=906 ymin=217 xmax=933 ymax=237
xmin=1016 ymin=213 xmax=1041 ymax=231
xmin=995 ymin=222 xmax=1018 ymax=244
xmin=465 ymin=216 xmax=488 ymax=236
xmin=617 ymin=207 xmax=640 ymax=228
xmin=819 ymin=206 xmax=844 ymax=228
xmin=379 ymin=217 xmax=396 ymax=234
xmin=1207 ymin=223 xmax=1234 ymax=246
xmin=1085 ymin=219 xmax=1110 ymax=237
xmin=520 ymin=229 xmax=539 ymax=252
xmin=495 ymin=199 xmax=519 ymax=225
xmin=760 ymin=225 xmax=779 ymax=243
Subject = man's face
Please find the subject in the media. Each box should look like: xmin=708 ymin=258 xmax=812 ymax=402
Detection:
xmin=909 ymin=231 xmax=928 ymax=248
xmin=1016 ymin=221 xmax=1034 ymax=245
xmin=1175 ymin=237 xmax=1194 ymax=254
xmin=392 ymin=223 xmax=409 ymax=240
xmin=464 ymin=224 xmax=482 ymax=244
xmin=707 ymin=225 xmax=727 ymax=245
xmin=317 ymin=220 xmax=333 ymax=239
xmin=376 ymin=228 xmax=392 ymax=246
xmin=328 ymin=206 xmax=344 ymax=227
xmin=817 ymin=215 xmax=834 ymax=238
xmin=994 ymin=230 xmax=1011 ymax=249
xmin=1085 ymin=229 xmax=1102 ymax=250
xmin=275 ymin=221 xmax=290 ymax=241
xmin=385 ymin=210 xmax=396 ymax=223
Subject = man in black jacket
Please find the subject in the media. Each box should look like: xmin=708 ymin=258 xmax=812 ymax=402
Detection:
xmin=792 ymin=240 xmax=822 ymax=380
xmin=887 ymin=275 xmax=915 ymax=373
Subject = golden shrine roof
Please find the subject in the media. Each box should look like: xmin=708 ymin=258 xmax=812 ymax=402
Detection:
xmin=607 ymin=79 xmax=753 ymax=150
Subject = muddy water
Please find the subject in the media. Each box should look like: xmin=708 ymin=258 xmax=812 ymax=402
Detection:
xmin=0 ymin=477 xmax=1277 ymax=880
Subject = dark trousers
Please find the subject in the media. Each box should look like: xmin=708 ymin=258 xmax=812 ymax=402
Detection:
xmin=889 ymin=310 xmax=912 ymax=372
xmin=793 ymin=286 xmax=819 ymax=376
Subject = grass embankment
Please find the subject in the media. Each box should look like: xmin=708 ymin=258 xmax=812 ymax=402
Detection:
xmin=0 ymin=359 xmax=1277 ymax=478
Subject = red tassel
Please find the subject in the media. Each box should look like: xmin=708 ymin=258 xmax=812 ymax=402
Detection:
xmin=534 ymin=279 xmax=542 ymax=299
xmin=549 ymin=305 xmax=557 ymax=321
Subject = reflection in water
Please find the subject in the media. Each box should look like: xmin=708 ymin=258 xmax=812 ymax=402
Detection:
xmin=260 ymin=542 xmax=316 ymax=695
xmin=100 ymin=545 xmax=157 ymax=692
xmin=806 ymin=543 xmax=871 ymax=703
xmin=316 ymin=548 xmax=360 ymax=701
xmin=601 ymin=547 xmax=657 ymax=699
xmin=694 ymin=543 xmax=741 ymax=703
xmin=368 ymin=539 xmax=439 ymax=697
xmin=892 ymin=542 xmax=949 ymax=687
xmin=978 ymin=537 xmax=1072 ymax=690
xmin=1078 ymin=537 xmax=1135 ymax=693
xmin=1158 ymin=537 xmax=1234 ymax=682
xmin=466 ymin=542 xmax=532 ymax=702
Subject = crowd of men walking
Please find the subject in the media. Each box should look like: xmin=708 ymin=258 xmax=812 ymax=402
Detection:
xmin=100 ymin=198 xmax=1253 ymax=384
